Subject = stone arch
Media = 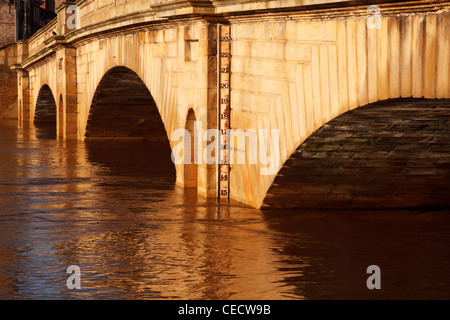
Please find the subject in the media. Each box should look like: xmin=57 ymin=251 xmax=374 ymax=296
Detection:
xmin=34 ymin=84 xmax=57 ymax=129
xmin=184 ymin=108 xmax=198 ymax=189
xmin=238 ymin=11 xmax=450 ymax=209
xmin=85 ymin=66 xmax=168 ymax=142
xmin=84 ymin=65 xmax=176 ymax=179
xmin=262 ymin=98 xmax=450 ymax=210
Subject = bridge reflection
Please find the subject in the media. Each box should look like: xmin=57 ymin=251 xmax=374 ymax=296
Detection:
xmin=0 ymin=121 xmax=292 ymax=299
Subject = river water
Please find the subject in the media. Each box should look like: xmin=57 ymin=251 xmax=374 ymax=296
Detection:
xmin=0 ymin=120 xmax=449 ymax=300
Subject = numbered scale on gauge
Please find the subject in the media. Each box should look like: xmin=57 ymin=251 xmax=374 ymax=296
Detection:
xmin=218 ymin=25 xmax=231 ymax=202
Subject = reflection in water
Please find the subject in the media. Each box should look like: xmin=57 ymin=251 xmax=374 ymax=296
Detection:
xmin=34 ymin=126 xmax=57 ymax=141
xmin=0 ymin=120 xmax=449 ymax=299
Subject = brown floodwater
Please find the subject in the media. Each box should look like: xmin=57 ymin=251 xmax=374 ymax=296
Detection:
xmin=0 ymin=120 xmax=449 ymax=300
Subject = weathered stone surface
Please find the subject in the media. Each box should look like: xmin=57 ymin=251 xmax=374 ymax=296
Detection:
xmin=0 ymin=4 xmax=15 ymax=47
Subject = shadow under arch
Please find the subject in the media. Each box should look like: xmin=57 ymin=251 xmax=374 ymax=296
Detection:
xmin=262 ymin=98 xmax=450 ymax=210
xmin=84 ymin=66 xmax=175 ymax=184
xmin=85 ymin=66 xmax=168 ymax=141
xmin=34 ymin=84 xmax=57 ymax=139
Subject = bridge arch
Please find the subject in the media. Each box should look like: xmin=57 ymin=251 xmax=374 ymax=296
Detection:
xmin=262 ymin=98 xmax=450 ymax=210
xmin=85 ymin=66 xmax=168 ymax=142
xmin=84 ymin=65 xmax=176 ymax=177
xmin=34 ymin=84 xmax=57 ymax=131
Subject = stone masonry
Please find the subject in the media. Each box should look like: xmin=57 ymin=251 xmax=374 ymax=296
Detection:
xmin=4 ymin=0 xmax=450 ymax=208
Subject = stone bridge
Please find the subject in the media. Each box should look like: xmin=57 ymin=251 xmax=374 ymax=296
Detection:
xmin=8 ymin=0 xmax=450 ymax=209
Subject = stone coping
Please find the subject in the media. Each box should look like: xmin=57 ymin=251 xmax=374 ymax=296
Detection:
xmin=10 ymin=0 xmax=450 ymax=71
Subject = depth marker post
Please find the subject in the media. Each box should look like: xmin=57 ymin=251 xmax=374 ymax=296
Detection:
xmin=218 ymin=24 xmax=231 ymax=203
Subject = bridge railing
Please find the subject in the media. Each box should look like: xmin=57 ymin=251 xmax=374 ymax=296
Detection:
xmin=27 ymin=19 xmax=58 ymax=59
xmin=73 ymin=0 xmax=157 ymax=36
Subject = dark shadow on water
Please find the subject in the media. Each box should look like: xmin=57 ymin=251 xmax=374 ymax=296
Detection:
xmin=34 ymin=123 xmax=57 ymax=140
xmin=262 ymin=208 xmax=450 ymax=299
xmin=85 ymin=139 xmax=176 ymax=189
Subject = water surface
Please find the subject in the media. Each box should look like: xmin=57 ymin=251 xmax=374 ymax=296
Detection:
xmin=0 ymin=120 xmax=449 ymax=299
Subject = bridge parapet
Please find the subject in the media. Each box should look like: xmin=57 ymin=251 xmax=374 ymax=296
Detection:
xmin=15 ymin=0 xmax=446 ymax=70
xmin=213 ymin=0 xmax=353 ymax=13
xmin=28 ymin=19 xmax=58 ymax=60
